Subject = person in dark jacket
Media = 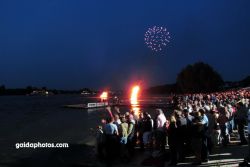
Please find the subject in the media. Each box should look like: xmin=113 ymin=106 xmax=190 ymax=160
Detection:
xmin=235 ymin=102 xmax=248 ymax=145
xmin=175 ymin=110 xmax=187 ymax=162
xmin=168 ymin=114 xmax=178 ymax=165
xmin=191 ymin=111 xmax=204 ymax=165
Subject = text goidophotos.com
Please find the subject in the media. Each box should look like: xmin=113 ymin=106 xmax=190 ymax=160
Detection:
xmin=15 ymin=142 xmax=69 ymax=149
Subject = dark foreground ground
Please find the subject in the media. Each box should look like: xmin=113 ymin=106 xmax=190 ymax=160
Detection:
xmin=1 ymin=140 xmax=248 ymax=167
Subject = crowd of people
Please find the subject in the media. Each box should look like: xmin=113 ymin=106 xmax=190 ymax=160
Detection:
xmin=95 ymin=88 xmax=250 ymax=166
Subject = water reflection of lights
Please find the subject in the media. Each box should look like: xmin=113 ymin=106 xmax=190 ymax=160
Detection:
xmin=131 ymin=105 xmax=140 ymax=118
xmin=130 ymin=85 xmax=140 ymax=117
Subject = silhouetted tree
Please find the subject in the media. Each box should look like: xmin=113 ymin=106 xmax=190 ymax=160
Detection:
xmin=240 ymin=76 xmax=250 ymax=87
xmin=176 ymin=62 xmax=224 ymax=93
xmin=147 ymin=84 xmax=179 ymax=94
xmin=0 ymin=85 xmax=6 ymax=94
xmin=26 ymin=86 xmax=33 ymax=93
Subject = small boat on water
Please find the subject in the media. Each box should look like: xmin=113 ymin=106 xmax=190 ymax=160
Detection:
xmin=28 ymin=90 xmax=54 ymax=96
xmin=87 ymin=102 xmax=109 ymax=108
xmin=64 ymin=102 xmax=109 ymax=109
xmin=64 ymin=91 xmax=121 ymax=109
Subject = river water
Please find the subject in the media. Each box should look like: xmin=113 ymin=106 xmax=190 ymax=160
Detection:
xmin=0 ymin=95 xmax=169 ymax=165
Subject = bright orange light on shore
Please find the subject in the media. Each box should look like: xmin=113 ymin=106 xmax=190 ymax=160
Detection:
xmin=130 ymin=85 xmax=140 ymax=105
xmin=130 ymin=85 xmax=140 ymax=118
xmin=100 ymin=91 xmax=108 ymax=101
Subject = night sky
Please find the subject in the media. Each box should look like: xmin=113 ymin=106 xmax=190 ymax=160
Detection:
xmin=1 ymin=0 xmax=250 ymax=90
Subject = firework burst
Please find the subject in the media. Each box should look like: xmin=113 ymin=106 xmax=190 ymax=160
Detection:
xmin=144 ymin=26 xmax=170 ymax=52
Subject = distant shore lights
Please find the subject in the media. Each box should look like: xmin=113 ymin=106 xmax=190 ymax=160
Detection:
xmin=100 ymin=91 xmax=108 ymax=101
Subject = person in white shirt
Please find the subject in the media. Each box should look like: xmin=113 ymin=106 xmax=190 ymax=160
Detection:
xmin=154 ymin=109 xmax=167 ymax=151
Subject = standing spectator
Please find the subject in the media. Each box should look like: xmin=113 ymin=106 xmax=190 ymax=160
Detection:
xmin=113 ymin=114 xmax=121 ymax=127
xmin=96 ymin=126 xmax=105 ymax=160
xmin=154 ymin=109 xmax=167 ymax=151
xmin=119 ymin=115 xmax=129 ymax=161
xmin=143 ymin=112 xmax=154 ymax=149
xmin=205 ymin=107 xmax=215 ymax=154
xmin=240 ymin=108 xmax=250 ymax=166
xmin=217 ymin=107 xmax=230 ymax=146
xmin=119 ymin=115 xmax=128 ymax=144
xmin=191 ymin=111 xmax=204 ymax=165
xmin=200 ymin=108 xmax=209 ymax=162
xmin=183 ymin=109 xmax=194 ymax=156
xmin=127 ymin=114 xmax=136 ymax=157
xmin=168 ymin=114 xmax=178 ymax=165
xmin=175 ymin=110 xmax=187 ymax=162
xmin=137 ymin=112 xmax=145 ymax=150
xmin=235 ymin=102 xmax=248 ymax=145
xmin=103 ymin=117 xmax=119 ymax=166
xmin=211 ymin=110 xmax=221 ymax=146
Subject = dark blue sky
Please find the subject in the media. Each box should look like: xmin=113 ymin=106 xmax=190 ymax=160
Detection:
xmin=1 ymin=0 xmax=250 ymax=90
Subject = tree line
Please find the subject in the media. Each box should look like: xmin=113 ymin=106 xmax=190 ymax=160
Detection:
xmin=147 ymin=62 xmax=250 ymax=94
xmin=1 ymin=62 xmax=250 ymax=95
